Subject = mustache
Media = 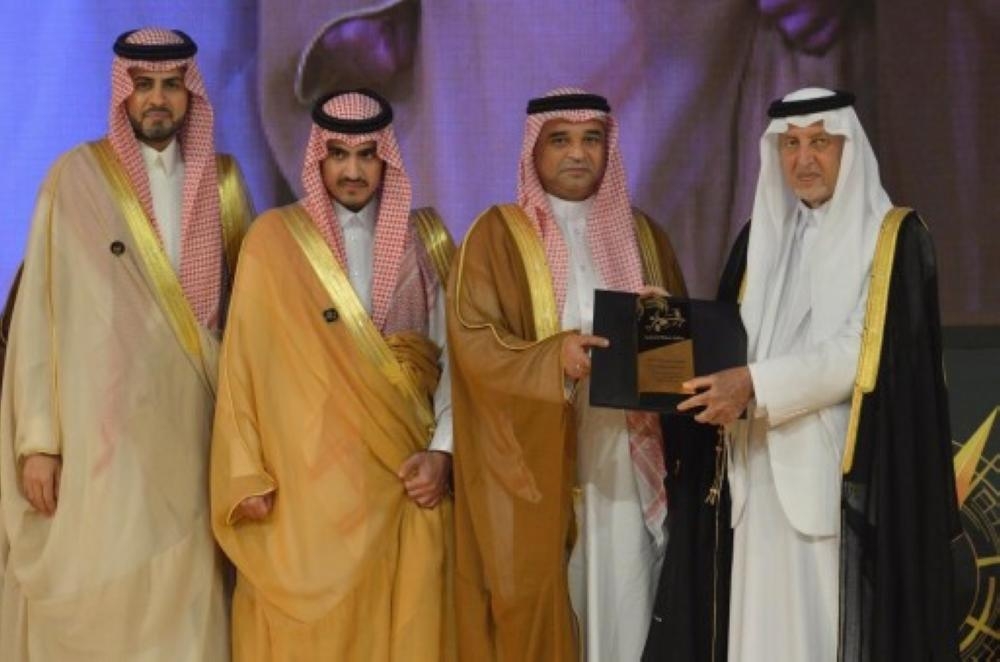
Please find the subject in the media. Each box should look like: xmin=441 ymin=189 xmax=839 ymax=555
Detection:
xmin=337 ymin=177 xmax=369 ymax=187
xmin=142 ymin=106 xmax=173 ymax=117
xmin=558 ymin=161 xmax=593 ymax=173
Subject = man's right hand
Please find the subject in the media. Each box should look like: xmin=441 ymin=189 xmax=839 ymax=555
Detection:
xmin=561 ymin=333 xmax=610 ymax=380
xmin=234 ymin=493 xmax=275 ymax=522
xmin=21 ymin=453 xmax=61 ymax=516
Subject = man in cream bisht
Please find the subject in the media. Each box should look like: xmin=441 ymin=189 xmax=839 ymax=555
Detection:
xmin=449 ymin=88 xmax=686 ymax=662
xmin=679 ymin=87 xmax=959 ymax=660
xmin=0 ymin=28 xmax=253 ymax=661
xmin=211 ymin=89 xmax=455 ymax=661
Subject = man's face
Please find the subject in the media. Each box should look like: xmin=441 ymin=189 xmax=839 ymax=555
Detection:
xmin=125 ymin=68 xmax=189 ymax=151
xmin=321 ymin=139 xmax=385 ymax=211
xmin=778 ymin=121 xmax=845 ymax=208
xmin=532 ymin=118 xmax=608 ymax=201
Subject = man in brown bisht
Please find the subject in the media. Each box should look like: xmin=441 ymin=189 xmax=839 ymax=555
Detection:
xmin=448 ymin=88 xmax=687 ymax=662
xmin=211 ymin=89 xmax=455 ymax=661
xmin=0 ymin=28 xmax=253 ymax=660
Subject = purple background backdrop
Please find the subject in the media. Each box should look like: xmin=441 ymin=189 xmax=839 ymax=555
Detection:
xmin=1 ymin=1 xmax=997 ymax=324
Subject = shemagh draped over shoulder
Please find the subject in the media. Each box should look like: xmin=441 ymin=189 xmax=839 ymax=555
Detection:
xmin=519 ymin=87 xmax=645 ymax=316
xmin=109 ymin=27 xmax=223 ymax=328
xmin=741 ymin=86 xmax=892 ymax=361
xmin=300 ymin=88 xmax=412 ymax=331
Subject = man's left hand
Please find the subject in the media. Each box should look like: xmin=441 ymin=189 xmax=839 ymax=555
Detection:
xmin=676 ymin=366 xmax=754 ymax=426
xmin=397 ymin=451 xmax=452 ymax=508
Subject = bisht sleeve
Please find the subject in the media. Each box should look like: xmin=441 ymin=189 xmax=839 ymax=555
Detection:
xmin=210 ymin=238 xmax=277 ymax=528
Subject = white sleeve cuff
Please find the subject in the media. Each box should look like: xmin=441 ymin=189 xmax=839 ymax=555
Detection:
xmin=428 ymin=410 xmax=453 ymax=453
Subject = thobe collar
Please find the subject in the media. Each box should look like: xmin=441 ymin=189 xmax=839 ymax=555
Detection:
xmin=332 ymin=197 xmax=378 ymax=313
xmin=334 ymin=197 xmax=378 ymax=231
xmin=546 ymin=193 xmax=600 ymax=334
xmin=795 ymin=198 xmax=830 ymax=226
xmin=139 ymin=138 xmax=182 ymax=176
xmin=790 ymin=198 xmax=829 ymax=264
xmin=546 ymin=193 xmax=594 ymax=226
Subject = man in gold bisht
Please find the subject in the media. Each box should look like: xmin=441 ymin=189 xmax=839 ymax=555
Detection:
xmin=0 ymin=28 xmax=253 ymax=660
xmin=448 ymin=88 xmax=687 ymax=661
xmin=211 ymin=89 xmax=455 ymax=661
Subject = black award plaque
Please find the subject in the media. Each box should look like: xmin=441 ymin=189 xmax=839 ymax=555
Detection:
xmin=590 ymin=290 xmax=747 ymax=414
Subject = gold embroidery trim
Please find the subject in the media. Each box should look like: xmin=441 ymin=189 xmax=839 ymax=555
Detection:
xmin=90 ymin=140 xmax=204 ymax=365
xmin=411 ymin=207 xmax=455 ymax=287
xmin=453 ymin=210 xmax=555 ymax=352
xmin=281 ymin=205 xmax=434 ymax=429
xmin=496 ymin=204 xmax=560 ymax=340
xmin=216 ymin=154 xmax=253 ymax=275
xmin=632 ymin=208 xmax=665 ymax=289
xmin=453 ymin=207 xmax=565 ymax=350
xmin=841 ymin=207 xmax=912 ymax=473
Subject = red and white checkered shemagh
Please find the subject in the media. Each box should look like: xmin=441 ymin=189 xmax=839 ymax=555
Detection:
xmin=108 ymin=28 xmax=222 ymax=329
xmin=518 ymin=87 xmax=645 ymax=314
xmin=301 ymin=92 xmax=414 ymax=332
xmin=519 ymin=87 xmax=667 ymax=539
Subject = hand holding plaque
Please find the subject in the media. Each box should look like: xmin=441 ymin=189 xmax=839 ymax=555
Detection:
xmin=590 ymin=290 xmax=747 ymax=414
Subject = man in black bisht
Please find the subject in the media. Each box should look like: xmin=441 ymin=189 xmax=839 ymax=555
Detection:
xmin=645 ymin=88 xmax=959 ymax=661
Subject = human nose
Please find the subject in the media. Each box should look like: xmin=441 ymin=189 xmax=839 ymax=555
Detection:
xmin=344 ymin=156 xmax=361 ymax=178
xmin=566 ymin=139 xmax=585 ymax=160
xmin=798 ymin=143 xmax=816 ymax=165
xmin=148 ymin=83 xmax=166 ymax=105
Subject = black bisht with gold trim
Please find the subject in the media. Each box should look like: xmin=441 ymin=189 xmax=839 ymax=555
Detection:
xmin=645 ymin=210 xmax=961 ymax=661
xmin=838 ymin=210 xmax=960 ymax=660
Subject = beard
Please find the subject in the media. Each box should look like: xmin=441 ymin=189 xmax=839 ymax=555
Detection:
xmin=128 ymin=110 xmax=184 ymax=145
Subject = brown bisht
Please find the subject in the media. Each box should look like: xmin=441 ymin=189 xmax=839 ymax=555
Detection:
xmin=449 ymin=204 xmax=685 ymax=662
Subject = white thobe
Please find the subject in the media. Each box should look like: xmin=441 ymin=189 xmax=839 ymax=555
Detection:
xmin=139 ymin=140 xmax=184 ymax=271
xmin=552 ymin=195 xmax=664 ymax=662
xmin=729 ymin=202 xmax=841 ymax=662
xmin=332 ymin=199 xmax=453 ymax=453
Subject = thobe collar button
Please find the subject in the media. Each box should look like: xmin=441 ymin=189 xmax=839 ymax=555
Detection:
xmin=323 ymin=308 xmax=339 ymax=323
xmin=110 ymin=240 xmax=126 ymax=256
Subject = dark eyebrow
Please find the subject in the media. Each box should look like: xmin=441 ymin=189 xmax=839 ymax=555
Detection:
xmin=547 ymin=131 xmax=569 ymax=140
xmin=583 ymin=129 xmax=605 ymax=138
